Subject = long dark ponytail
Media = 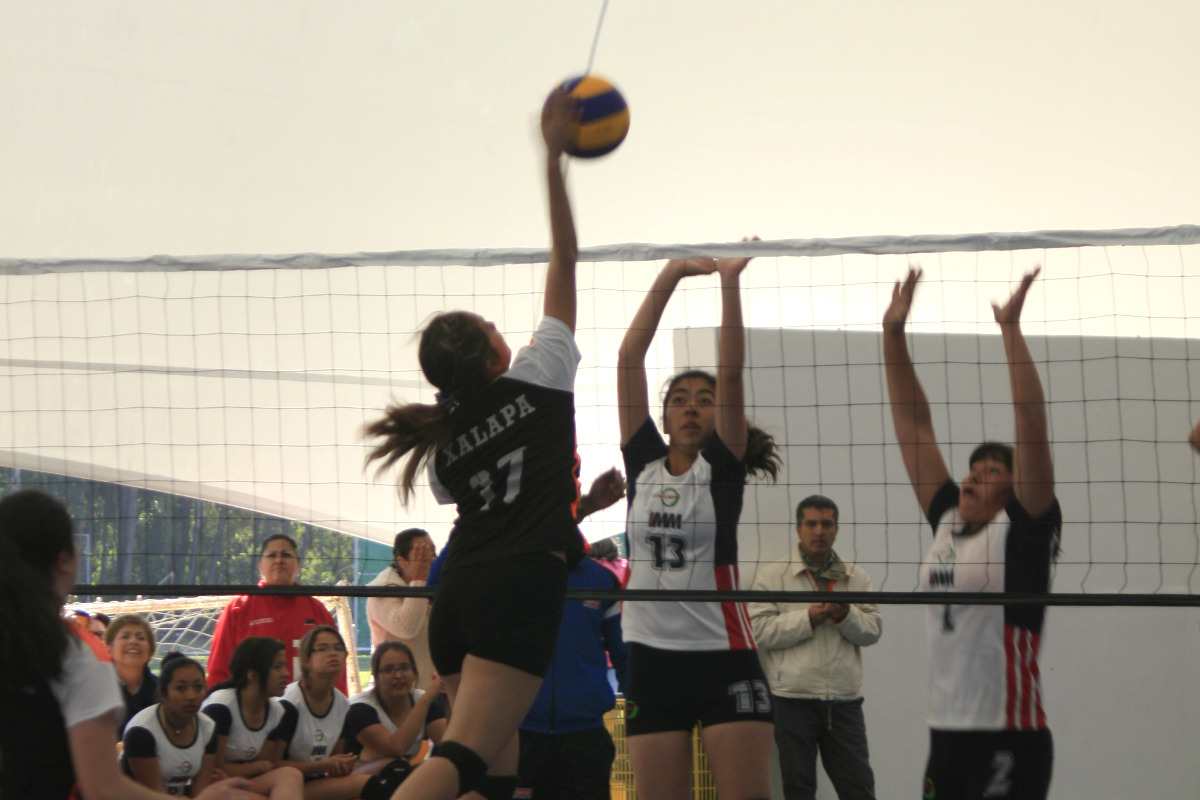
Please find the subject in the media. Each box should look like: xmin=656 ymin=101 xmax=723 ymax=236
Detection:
xmin=0 ymin=489 xmax=75 ymax=685
xmin=365 ymin=311 xmax=495 ymax=503
xmin=209 ymin=636 xmax=285 ymax=695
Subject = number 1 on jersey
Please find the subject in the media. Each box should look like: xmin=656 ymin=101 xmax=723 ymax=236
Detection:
xmin=469 ymin=446 xmax=527 ymax=512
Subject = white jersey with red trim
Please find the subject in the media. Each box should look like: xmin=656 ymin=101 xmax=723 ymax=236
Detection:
xmin=621 ymin=419 xmax=755 ymax=651
xmin=920 ymin=480 xmax=1061 ymax=731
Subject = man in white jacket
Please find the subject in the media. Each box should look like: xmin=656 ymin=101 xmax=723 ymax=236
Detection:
xmin=365 ymin=528 xmax=436 ymax=691
xmin=748 ymin=495 xmax=882 ymax=800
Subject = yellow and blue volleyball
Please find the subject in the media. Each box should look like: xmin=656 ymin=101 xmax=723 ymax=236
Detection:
xmin=555 ymin=74 xmax=630 ymax=158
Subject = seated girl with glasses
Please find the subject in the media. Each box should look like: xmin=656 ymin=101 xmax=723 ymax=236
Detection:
xmin=343 ymin=642 xmax=447 ymax=774
xmin=278 ymin=626 xmax=371 ymax=800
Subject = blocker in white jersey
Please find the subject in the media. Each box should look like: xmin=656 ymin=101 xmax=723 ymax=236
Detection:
xmin=921 ymin=481 xmax=1061 ymax=731
xmin=884 ymin=267 xmax=1058 ymax=799
xmin=123 ymin=704 xmax=219 ymax=795
xmin=282 ymin=680 xmax=349 ymax=763
xmin=615 ymin=252 xmax=781 ymax=800
xmin=622 ymin=419 xmax=753 ymax=650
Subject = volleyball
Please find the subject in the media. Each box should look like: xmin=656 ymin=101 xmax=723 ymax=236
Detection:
xmin=554 ymin=74 xmax=630 ymax=158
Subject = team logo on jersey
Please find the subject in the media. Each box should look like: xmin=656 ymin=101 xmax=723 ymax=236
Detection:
xmin=584 ymin=599 xmax=601 ymax=609
xmin=928 ymin=567 xmax=954 ymax=588
xmin=314 ymin=728 xmax=326 ymax=743
xmin=923 ymin=777 xmax=935 ymax=798
xmin=624 ymin=700 xmax=639 ymax=719
xmin=653 ymin=488 xmax=680 ymax=507
xmin=173 ymin=761 xmax=194 ymax=776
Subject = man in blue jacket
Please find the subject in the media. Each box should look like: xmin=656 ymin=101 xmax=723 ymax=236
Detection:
xmin=517 ymin=551 xmax=629 ymax=800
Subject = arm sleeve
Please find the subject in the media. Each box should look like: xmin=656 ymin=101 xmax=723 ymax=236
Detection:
xmin=621 ymin=418 xmax=669 ymax=498
xmin=206 ymin=601 xmax=241 ymax=688
xmin=926 ymin=480 xmax=960 ymax=531
xmin=747 ymin=566 xmax=815 ymax=649
xmin=52 ymin=640 xmax=125 ymax=730
xmin=503 ymin=316 xmax=581 ymax=392
xmin=427 ymin=461 xmax=454 ymax=505
xmin=205 ymin=725 xmax=220 ymax=755
xmin=341 ymin=704 xmax=381 ymax=755
xmin=268 ymin=701 xmax=299 ymax=743
xmin=834 ymin=568 xmax=882 ymax=647
xmin=202 ymin=704 xmax=233 ymax=737
xmin=427 ymin=549 xmax=447 ymax=588
xmin=366 ymin=584 xmax=429 ymax=640
xmin=425 ymin=696 xmax=448 ymax=726
xmin=122 ymin=726 xmax=158 ymax=759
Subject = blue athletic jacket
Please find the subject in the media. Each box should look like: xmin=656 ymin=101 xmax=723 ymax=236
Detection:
xmin=521 ymin=557 xmax=629 ymax=734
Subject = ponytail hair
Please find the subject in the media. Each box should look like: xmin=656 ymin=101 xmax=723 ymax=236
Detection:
xmin=365 ymin=311 xmax=495 ymax=503
xmin=209 ymin=636 xmax=285 ymax=694
xmin=0 ymin=489 xmax=75 ymax=685
xmin=744 ymin=423 xmax=782 ymax=482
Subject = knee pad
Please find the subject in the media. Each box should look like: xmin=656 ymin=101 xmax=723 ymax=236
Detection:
xmin=360 ymin=758 xmax=414 ymax=800
xmin=479 ymin=774 xmax=519 ymax=800
xmin=431 ymin=740 xmax=489 ymax=796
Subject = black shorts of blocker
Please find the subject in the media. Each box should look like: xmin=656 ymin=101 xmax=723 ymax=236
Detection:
xmin=623 ymin=643 xmax=773 ymax=736
xmin=923 ymin=728 xmax=1053 ymax=800
xmin=429 ymin=551 xmax=568 ymax=678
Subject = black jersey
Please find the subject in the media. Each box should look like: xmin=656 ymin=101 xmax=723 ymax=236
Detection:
xmin=429 ymin=317 xmax=582 ymax=568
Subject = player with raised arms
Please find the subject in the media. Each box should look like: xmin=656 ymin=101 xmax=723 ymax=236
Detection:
xmin=616 ymin=250 xmax=781 ymax=800
xmin=363 ymin=89 xmax=584 ymax=800
xmin=883 ymin=267 xmax=1060 ymax=800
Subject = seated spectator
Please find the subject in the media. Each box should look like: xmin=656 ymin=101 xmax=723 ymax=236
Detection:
xmin=343 ymin=642 xmax=446 ymax=772
xmin=365 ymin=529 xmax=436 ymax=691
xmin=0 ymin=487 xmax=255 ymax=800
xmin=280 ymin=626 xmax=370 ymax=799
xmin=201 ymin=637 xmax=305 ymax=798
xmin=207 ymin=535 xmax=345 ymax=693
xmin=123 ymin=653 xmax=221 ymax=796
xmin=105 ymin=613 xmax=159 ymax=728
xmin=88 ymin=612 xmax=111 ymax=638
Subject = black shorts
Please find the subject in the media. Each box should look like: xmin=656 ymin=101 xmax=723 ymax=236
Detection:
xmin=623 ymin=643 xmax=773 ymax=736
xmin=429 ymin=551 xmax=568 ymax=678
xmin=518 ymin=726 xmax=615 ymax=800
xmin=923 ymin=728 xmax=1053 ymax=800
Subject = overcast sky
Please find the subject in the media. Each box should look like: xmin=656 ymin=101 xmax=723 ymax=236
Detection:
xmin=2 ymin=1 xmax=1197 ymax=260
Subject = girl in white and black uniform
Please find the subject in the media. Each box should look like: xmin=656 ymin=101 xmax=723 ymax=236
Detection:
xmin=343 ymin=641 xmax=447 ymax=770
xmin=616 ymin=251 xmax=782 ymax=800
xmin=884 ymin=267 xmax=1059 ymax=800
xmin=0 ymin=488 xmax=254 ymax=800
xmin=280 ymin=625 xmax=386 ymax=800
xmin=124 ymin=653 xmax=220 ymax=796
xmin=362 ymin=91 xmax=585 ymax=800
xmin=202 ymin=636 xmax=304 ymax=799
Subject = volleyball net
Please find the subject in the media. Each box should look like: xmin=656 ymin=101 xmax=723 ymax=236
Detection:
xmin=4 ymin=224 xmax=1200 ymax=605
